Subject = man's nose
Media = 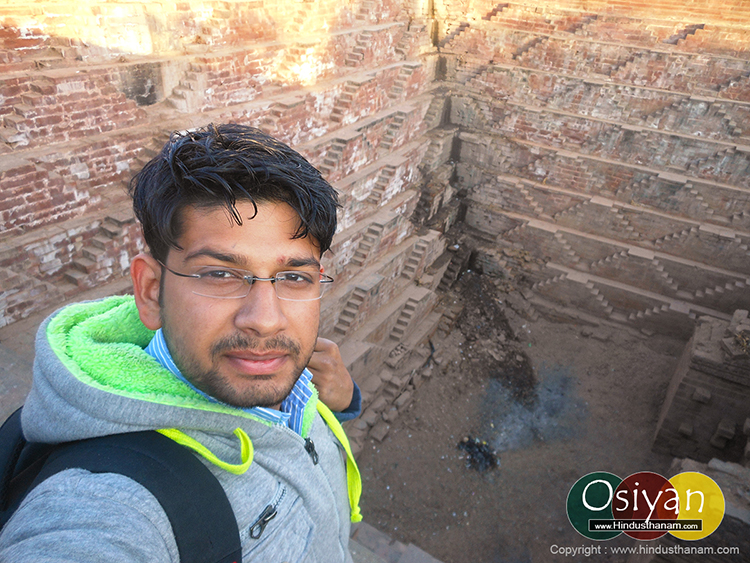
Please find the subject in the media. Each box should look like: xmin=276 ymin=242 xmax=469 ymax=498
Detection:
xmin=234 ymin=279 xmax=287 ymax=336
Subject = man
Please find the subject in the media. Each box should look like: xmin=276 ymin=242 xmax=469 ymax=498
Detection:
xmin=0 ymin=124 xmax=362 ymax=562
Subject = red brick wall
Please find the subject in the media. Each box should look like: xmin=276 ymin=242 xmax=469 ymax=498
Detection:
xmin=1 ymin=70 xmax=147 ymax=149
xmin=0 ymin=0 xmax=437 ymax=329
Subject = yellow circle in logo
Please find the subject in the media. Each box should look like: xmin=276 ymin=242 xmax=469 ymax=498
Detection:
xmin=668 ymin=472 xmax=725 ymax=540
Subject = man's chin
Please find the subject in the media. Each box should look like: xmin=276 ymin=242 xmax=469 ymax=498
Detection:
xmin=201 ymin=367 xmax=303 ymax=409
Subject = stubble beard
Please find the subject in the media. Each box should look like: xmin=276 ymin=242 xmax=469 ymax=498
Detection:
xmin=162 ymin=327 xmax=313 ymax=408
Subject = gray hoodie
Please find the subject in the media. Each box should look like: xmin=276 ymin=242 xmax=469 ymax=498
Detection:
xmin=0 ymin=296 xmax=360 ymax=562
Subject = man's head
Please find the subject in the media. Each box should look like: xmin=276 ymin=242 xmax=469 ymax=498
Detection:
xmin=129 ymin=124 xmax=339 ymax=409
xmin=130 ymin=123 xmax=339 ymax=263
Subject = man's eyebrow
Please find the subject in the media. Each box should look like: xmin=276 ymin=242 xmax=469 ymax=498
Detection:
xmin=286 ymin=257 xmax=320 ymax=269
xmin=184 ymin=249 xmax=245 ymax=264
xmin=183 ymin=249 xmax=320 ymax=269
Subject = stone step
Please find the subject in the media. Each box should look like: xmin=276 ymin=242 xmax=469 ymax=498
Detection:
xmin=91 ymin=234 xmax=113 ymax=250
xmin=350 ymin=522 xmax=444 ymax=563
xmin=100 ymin=221 xmax=124 ymax=238
xmin=349 ymin=538 xmax=390 ymax=563
xmin=82 ymin=246 xmax=106 ymax=262
xmin=72 ymin=257 xmax=97 ymax=274
xmin=167 ymin=96 xmax=188 ymax=112
xmin=63 ymin=268 xmax=87 ymax=287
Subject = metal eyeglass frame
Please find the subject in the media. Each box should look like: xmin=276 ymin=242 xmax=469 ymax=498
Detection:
xmin=157 ymin=261 xmax=334 ymax=301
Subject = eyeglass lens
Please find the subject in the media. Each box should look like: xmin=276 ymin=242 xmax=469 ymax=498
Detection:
xmin=191 ymin=268 xmax=328 ymax=301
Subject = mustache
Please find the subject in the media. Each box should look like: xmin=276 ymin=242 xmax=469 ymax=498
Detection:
xmin=210 ymin=333 xmax=301 ymax=358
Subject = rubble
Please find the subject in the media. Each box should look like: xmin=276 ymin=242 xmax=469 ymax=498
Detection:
xmin=457 ymin=436 xmax=499 ymax=472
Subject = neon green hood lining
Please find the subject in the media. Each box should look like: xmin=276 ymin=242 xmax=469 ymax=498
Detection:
xmin=46 ymin=295 xmax=318 ymax=435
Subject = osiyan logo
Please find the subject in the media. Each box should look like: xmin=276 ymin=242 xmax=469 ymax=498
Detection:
xmin=566 ymin=471 xmax=725 ymax=541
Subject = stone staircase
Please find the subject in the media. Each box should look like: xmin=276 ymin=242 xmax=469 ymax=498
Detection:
xmin=389 ymin=297 xmax=419 ymax=341
xmin=695 ymin=280 xmax=747 ymax=299
xmin=346 ymin=30 xmax=373 ymax=67
xmin=319 ymin=139 xmax=348 ymax=177
xmin=552 ymin=199 xmax=589 ymax=221
xmin=334 ymin=287 xmax=368 ymax=336
xmin=63 ymin=209 xmax=136 ymax=290
xmin=381 ymin=113 xmax=406 ymax=151
xmin=589 ymin=249 xmax=627 ymax=271
xmin=422 ymin=94 xmax=446 ymax=130
xmin=388 ymin=64 xmax=420 ymax=101
xmin=652 ymin=226 xmax=698 ymax=247
xmin=629 ymin=302 xmax=671 ymax=320
xmin=437 ymin=247 xmax=470 ymax=292
xmin=354 ymin=0 xmax=376 ymax=23
xmin=686 ymin=145 xmax=736 ymax=173
xmin=350 ymin=522 xmax=442 ymax=563
xmin=709 ymin=67 xmax=750 ymax=96
xmin=642 ymin=97 xmax=688 ymax=125
xmin=553 ymin=231 xmax=582 ymax=265
xmin=167 ymin=63 xmax=206 ymax=113
xmin=438 ymin=22 xmax=469 ymax=49
xmin=513 ymin=36 xmax=546 ymax=61
xmin=651 ymin=258 xmax=680 ymax=291
xmin=331 ymin=82 xmax=361 ymax=123
xmin=0 ymin=78 xmax=60 ymax=147
xmin=585 ymin=281 xmax=615 ymax=315
xmin=400 ymin=239 xmax=428 ymax=280
xmin=351 ymin=224 xmax=385 ymax=267
xmin=715 ymin=103 xmax=744 ymax=137
xmin=394 ymin=24 xmax=425 ymax=59
xmin=482 ymin=3 xmax=509 ymax=21
xmin=610 ymin=205 xmax=638 ymax=239
xmin=367 ymin=165 xmax=397 ymax=206
xmin=460 ymin=63 xmax=492 ymax=90
xmin=662 ymin=23 xmax=705 ymax=45
xmin=564 ymin=13 xmax=598 ymax=34
xmin=420 ymin=128 xmax=456 ymax=172
xmin=518 ymin=185 xmax=547 ymax=217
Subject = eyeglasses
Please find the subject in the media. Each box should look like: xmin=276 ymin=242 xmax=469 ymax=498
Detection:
xmin=158 ymin=262 xmax=334 ymax=301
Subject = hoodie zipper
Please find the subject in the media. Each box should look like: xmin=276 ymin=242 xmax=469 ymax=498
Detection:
xmin=248 ymin=484 xmax=286 ymax=540
xmin=275 ymin=421 xmax=321 ymax=468
xmin=304 ymin=437 xmax=319 ymax=465
xmin=247 ymin=420 xmax=323 ymax=540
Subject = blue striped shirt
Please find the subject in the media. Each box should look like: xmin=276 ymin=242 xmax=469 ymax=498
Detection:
xmin=144 ymin=329 xmax=312 ymax=435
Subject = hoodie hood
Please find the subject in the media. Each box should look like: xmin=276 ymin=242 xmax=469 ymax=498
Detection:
xmin=22 ymin=295 xmax=318 ymax=443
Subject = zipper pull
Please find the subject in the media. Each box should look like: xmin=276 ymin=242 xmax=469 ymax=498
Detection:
xmin=249 ymin=504 xmax=277 ymax=539
xmin=304 ymin=437 xmax=319 ymax=465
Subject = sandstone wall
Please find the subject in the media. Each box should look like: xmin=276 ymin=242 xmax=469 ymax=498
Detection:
xmin=431 ymin=0 xmax=750 ymax=336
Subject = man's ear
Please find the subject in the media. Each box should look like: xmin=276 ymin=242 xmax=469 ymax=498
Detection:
xmin=131 ymin=253 xmax=162 ymax=330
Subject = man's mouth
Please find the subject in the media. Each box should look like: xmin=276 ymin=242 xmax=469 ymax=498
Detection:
xmin=223 ymin=350 xmax=289 ymax=376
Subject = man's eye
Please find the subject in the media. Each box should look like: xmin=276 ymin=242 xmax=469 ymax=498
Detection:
xmin=279 ymin=272 xmax=314 ymax=284
xmin=199 ymin=269 xmax=240 ymax=280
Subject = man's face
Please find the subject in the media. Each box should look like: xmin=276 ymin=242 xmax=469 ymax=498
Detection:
xmin=157 ymin=200 xmax=322 ymax=408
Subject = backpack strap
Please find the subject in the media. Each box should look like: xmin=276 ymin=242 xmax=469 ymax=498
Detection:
xmin=0 ymin=408 xmax=26 ymax=513
xmin=1 ymin=409 xmax=242 ymax=563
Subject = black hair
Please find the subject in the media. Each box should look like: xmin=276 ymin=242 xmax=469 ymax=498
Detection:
xmin=129 ymin=123 xmax=340 ymax=262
